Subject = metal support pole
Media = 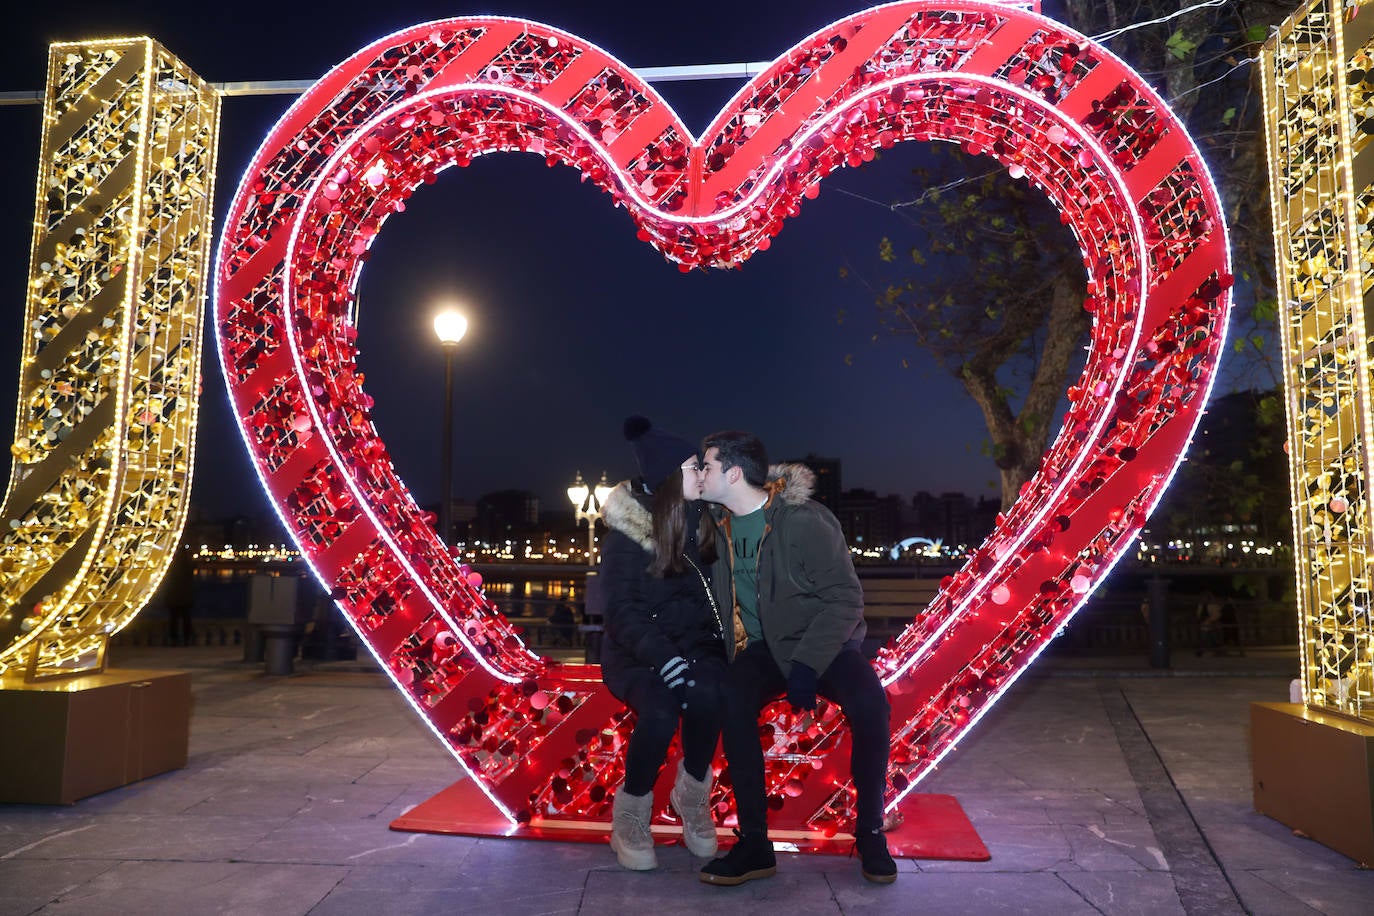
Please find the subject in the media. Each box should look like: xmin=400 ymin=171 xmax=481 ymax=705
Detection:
xmin=439 ymin=345 xmax=455 ymax=545
xmin=1 ymin=61 xmax=778 ymax=105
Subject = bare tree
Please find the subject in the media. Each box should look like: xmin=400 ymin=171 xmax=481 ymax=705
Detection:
xmin=846 ymin=148 xmax=1088 ymax=509
xmin=850 ymin=1 xmax=1302 ymax=509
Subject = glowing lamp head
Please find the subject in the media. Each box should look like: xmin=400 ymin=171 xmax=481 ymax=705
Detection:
xmin=434 ymin=309 xmax=468 ymax=346
xmin=593 ymin=473 xmax=613 ymax=509
xmin=567 ymin=472 xmax=589 ymax=511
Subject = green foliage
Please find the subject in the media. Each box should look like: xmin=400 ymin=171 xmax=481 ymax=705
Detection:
xmin=1255 ymin=392 xmax=1283 ymax=427
xmin=848 ymin=143 xmax=1090 ymax=506
xmin=1059 ymin=0 xmax=1292 ymax=389
xmin=1252 ymin=298 xmax=1278 ymax=324
xmin=863 ymin=146 xmax=1082 ymax=376
xmin=846 ymin=0 xmax=1296 ymax=507
xmin=1151 ymin=389 xmax=1291 ymax=548
xmin=1165 ymin=28 xmax=1198 ymax=61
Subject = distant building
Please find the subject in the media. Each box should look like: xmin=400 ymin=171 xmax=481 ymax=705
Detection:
xmin=183 ymin=510 xmax=278 ymax=549
xmin=838 ymin=488 xmax=903 ymax=546
xmin=537 ymin=508 xmax=578 ymax=542
xmin=475 ymin=490 xmax=540 ymax=543
xmin=911 ymin=491 xmax=998 ymax=547
xmin=788 ymin=454 xmax=841 ymax=512
xmin=424 ymin=498 xmax=477 ymax=543
xmin=1146 ymin=388 xmax=1290 ymax=557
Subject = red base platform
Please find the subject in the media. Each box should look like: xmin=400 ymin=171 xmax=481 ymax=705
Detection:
xmin=390 ymin=779 xmax=989 ymax=861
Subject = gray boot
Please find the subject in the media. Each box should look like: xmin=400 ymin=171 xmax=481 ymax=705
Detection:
xmin=670 ymin=761 xmax=719 ymax=857
xmin=610 ymin=786 xmax=657 ymax=870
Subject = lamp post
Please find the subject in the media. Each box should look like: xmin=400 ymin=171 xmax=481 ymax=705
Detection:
xmin=433 ymin=308 xmax=468 ymax=545
xmin=567 ymin=471 xmax=613 ymax=564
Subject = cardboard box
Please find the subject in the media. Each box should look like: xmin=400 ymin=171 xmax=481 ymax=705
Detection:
xmin=0 ymin=669 xmax=191 ymax=804
xmin=1251 ymin=702 xmax=1374 ymax=866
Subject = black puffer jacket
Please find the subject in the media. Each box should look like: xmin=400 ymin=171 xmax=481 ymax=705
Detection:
xmin=598 ymin=481 xmax=726 ymax=700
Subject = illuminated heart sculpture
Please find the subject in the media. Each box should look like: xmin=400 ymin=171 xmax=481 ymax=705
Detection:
xmin=214 ymin=1 xmax=1230 ymax=836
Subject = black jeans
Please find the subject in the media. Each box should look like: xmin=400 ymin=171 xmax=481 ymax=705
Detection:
xmin=722 ymin=641 xmax=891 ymax=834
xmin=620 ymin=655 xmax=727 ymax=796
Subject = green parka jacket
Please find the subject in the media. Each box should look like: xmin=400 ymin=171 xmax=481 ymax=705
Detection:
xmin=705 ymin=463 xmax=865 ymax=676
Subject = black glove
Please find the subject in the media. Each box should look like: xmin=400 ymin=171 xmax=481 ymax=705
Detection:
xmin=787 ymin=661 xmax=818 ymax=712
xmin=660 ymin=655 xmax=692 ymax=709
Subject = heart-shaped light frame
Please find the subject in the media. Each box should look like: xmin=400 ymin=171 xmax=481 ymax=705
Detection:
xmin=214 ymin=1 xmax=1231 ymax=834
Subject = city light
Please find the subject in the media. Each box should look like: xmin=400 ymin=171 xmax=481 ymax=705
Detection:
xmin=433 ymin=309 xmax=468 ymax=346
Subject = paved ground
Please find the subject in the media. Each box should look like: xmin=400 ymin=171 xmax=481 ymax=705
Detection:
xmin=2 ymin=646 xmax=1372 ymax=915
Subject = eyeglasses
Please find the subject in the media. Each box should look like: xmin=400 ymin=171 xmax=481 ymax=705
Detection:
xmin=681 ymin=461 xmax=701 ymax=472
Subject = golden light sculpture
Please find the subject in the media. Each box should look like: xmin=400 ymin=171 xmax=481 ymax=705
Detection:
xmin=1256 ymin=0 xmax=1374 ymax=867
xmin=1262 ymin=0 xmax=1374 ymax=721
xmin=0 ymin=39 xmax=220 ymax=676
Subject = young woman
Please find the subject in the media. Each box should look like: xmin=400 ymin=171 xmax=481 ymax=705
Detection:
xmin=598 ymin=416 xmax=727 ymax=870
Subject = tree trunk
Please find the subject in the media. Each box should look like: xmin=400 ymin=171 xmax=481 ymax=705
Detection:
xmin=961 ymin=274 xmax=1087 ymax=510
xmin=960 ymin=363 xmax=1020 ymax=510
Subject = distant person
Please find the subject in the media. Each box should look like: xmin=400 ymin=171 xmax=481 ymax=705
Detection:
xmin=548 ymin=602 xmax=576 ymax=647
xmin=696 ymin=430 xmax=896 ymax=886
xmin=599 ymin=417 xmax=727 ymax=870
xmin=164 ymin=544 xmax=196 ymax=646
xmin=1197 ymin=590 xmax=1222 ymax=655
xmin=1220 ymin=596 xmax=1239 ymax=651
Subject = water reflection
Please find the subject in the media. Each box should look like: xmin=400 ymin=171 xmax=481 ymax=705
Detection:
xmin=183 ymin=566 xmax=585 ymax=624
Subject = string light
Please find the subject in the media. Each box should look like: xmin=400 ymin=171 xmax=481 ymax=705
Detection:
xmin=1092 ymin=0 xmax=1233 ymax=45
xmin=0 ymin=38 xmax=220 ymax=676
xmin=1170 ymin=54 xmax=1261 ymax=102
xmin=1261 ymin=0 xmax=1374 ymax=719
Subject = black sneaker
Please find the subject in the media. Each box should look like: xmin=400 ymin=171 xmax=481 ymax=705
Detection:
xmin=699 ymin=831 xmax=777 ymax=886
xmin=854 ymin=828 xmax=897 ymax=884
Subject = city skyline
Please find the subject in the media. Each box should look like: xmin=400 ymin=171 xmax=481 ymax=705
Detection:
xmin=185 ymin=463 xmax=1003 ymax=559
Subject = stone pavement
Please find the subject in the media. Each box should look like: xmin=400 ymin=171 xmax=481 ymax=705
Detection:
xmin=2 ymin=646 xmax=1372 ymax=915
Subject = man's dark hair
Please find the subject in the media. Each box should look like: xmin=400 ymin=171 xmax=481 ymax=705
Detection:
xmin=702 ymin=430 xmax=769 ymax=488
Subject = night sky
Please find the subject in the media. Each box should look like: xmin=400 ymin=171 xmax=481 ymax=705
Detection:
xmin=0 ymin=2 xmax=1087 ymax=524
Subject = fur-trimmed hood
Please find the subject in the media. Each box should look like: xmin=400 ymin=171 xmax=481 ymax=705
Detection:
xmin=600 ymin=481 xmax=654 ymax=551
xmin=765 ymin=462 xmax=816 ymax=508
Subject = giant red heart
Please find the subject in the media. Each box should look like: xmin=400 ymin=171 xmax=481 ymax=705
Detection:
xmin=215 ymin=1 xmax=1230 ymax=836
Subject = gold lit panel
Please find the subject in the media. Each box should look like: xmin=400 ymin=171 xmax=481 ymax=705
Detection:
xmin=1263 ymin=0 xmax=1374 ymax=719
xmin=0 ymin=39 xmax=220 ymax=675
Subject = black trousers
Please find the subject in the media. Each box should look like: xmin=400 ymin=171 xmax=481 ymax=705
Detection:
xmin=722 ymin=641 xmax=891 ymax=834
xmin=620 ymin=655 xmax=727 ymax=796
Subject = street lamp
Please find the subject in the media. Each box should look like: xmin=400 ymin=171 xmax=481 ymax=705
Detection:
xmin=567 ymin=471 xmax=613 ymax=563
xmin=434 ymin=308 xmax=468 ymax=546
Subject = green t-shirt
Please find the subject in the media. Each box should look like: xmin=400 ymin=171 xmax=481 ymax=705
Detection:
xmin=731 ymin=508 xmax=767 ymax=644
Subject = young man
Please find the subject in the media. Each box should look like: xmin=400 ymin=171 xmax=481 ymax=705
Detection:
xmin=696 ymin=430 xmax=897 ymax=885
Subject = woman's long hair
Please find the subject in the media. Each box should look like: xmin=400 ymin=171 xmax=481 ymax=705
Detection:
xmin=647 ymin=472 xmax=717 ymax=577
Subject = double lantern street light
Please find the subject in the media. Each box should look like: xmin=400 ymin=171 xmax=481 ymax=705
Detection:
xmin=567 ymin=472 xmax=612 ymax=564
xmin=434 ymin=308 xmax=468 ymax=546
